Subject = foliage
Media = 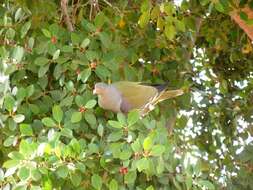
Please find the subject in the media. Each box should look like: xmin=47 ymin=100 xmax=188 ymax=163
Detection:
xmin=1 ymin=0 xmax=253 ymax=189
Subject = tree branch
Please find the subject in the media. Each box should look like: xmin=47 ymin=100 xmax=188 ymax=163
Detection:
xmin=230 ymin=6 xmax=253 ymax=41
xmin=61 ymin=0 xmax=74 ymax=32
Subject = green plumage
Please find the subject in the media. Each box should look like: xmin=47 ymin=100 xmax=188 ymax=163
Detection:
xmin=113 ymin=81 xmax=161 ymax=110
xmin=93 ymin=81 xmax=184 ymax=115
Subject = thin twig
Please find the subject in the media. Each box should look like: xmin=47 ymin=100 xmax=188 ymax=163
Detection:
xmin=185 ymin=17 xmax=203 ymax=60
xmin=230 ymin=6 xmax=253 ymax=41
xmin=165 ymin=17 xmax=202 ymax=131
xmin=72 ymin=0 xmax=81 ymax=25
xmin=102 ymin=0 xmax=121 ymax=14
xmin=89 ymin=0 xmax=93 ymax=20
xmin=61 ymin=0 xmax=74 ymax=32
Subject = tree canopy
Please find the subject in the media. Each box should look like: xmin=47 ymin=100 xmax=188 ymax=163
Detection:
xmin=1 ymin=0 xmax=253 ymax=189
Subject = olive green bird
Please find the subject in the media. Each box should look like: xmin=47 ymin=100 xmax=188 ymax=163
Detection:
xmin=93 ymin=81 xmax=184 ymax=116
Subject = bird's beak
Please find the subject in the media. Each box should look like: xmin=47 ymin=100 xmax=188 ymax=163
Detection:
xmin=93 ymin=88 xmax=97 ymax=95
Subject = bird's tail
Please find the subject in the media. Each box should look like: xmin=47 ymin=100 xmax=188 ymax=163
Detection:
xmin=140 ymin=89 xmax=185 ymax=116
xmin=157 ymin=89 xmax=184 ymax=102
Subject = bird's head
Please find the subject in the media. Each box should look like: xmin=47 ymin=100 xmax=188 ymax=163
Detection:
xmin=93 ymin=82 xmax=108 ymax=95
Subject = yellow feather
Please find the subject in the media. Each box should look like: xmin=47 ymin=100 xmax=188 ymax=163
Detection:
xmin=113 ymin=81 xmax=159 ymax=109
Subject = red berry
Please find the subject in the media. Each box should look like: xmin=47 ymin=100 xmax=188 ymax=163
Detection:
xmin=51 ymin=36 xmax=57 ymax=44
xmin=90 ymin=62 xmax=97 ymax=69
xmin=119 ymin=167 xmax=128 ymax=175
xmin=79 ymin=106 xmax=86 ymax=113
xmin=76 ymin=68 xmax=81 ymax=75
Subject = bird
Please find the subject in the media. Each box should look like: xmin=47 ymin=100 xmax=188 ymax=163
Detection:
xmin=93 ymin=81 xmax=184 ymax=116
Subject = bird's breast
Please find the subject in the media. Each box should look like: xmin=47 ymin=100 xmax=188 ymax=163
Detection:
xmin=98 ymin=94 xmax=122 ymax=113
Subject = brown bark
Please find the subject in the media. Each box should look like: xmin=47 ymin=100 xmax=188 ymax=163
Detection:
xmin=61 ymin=0 xmax=74 ymax=32
xmin=230 ymin=6 xmax=253 ymax=40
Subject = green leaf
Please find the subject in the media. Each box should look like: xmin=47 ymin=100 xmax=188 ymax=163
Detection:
xmin=84 ymin=112 xmax=97 ymax=126
xmin=38 ymin=64 xmax=50 ymax=78
xmin=186 ymin=176 xmax=192 ymax=190
xmin=69 ymin=138 xmax=81 ymax=153
xmin=6 ymin=28 xmax=15 ymax=39
xmin=107 ymin=131 xmax=123 ymax=142
xmin=29 ymin=186 xmax=41 ymax=190
xmin=18 ymin=166 xmax=30 ymax=181
xmin=20 ymin=124 xmax=33 ymax=136
xmin=3 ymin=136 xmax=16 ymax=147
xmin=139 ymin=11 xmax=150 ymax=28
xmin=141 ymin=0 xmax=151 ymax=12
xmin=124 ymin=171 xmax=137 ymax=184
xmin=88 ymin=143 xmax=99 ymax=154
xmin=146 ymin=186 xmax=154 ymax=190
xmin=42 ymin=117 xmax=56 ymax=127
xmin=117 ymin=113 xmax=127 ymax=126
xmin=165 ymin=24 xmax=176 ymax=40
xmin=66 ymin=81 xmax=75 ymax=91
xmin=109 ymin=179 xmax=118 ymax=190
xmin=175 ymin=20 xmax=185 ymax=32
xmin=151 ymin=5 xmax=160 ymax=20
xmin=127 ymin=110 xmax=139 ymax=126
xmin=0 ymin=169 xmax=4 ymax=181
xmin=198 ymin=180 xmax=215 ymax=190
xmin=8 ymin=151 xmax=24 ymax=160
xmin=15 ymin=8 xmax=22 ymax=22
xmin=200 ymin=0 xmax=210 ymax=6
xmin=246 ymin=18 xmax=253 ymax=25
xmin=76 ymin=162 xmax=86 ymax=173
xmin=150 ymin=145 xmax=165 ymax=156
xmin=79 ymin=68 xmax=91 ymax=83
xmin=19 ymin=140 xmax=37 ymax=157
xmin=94 ymin=12 xmax=106 ymax=28
xmin=131 ymin=139 xmax=142 ymax=152
xmin=61 ymin=128 xmax=73 ymax=138
xmin=95 ymin=65 xmax=111 ymax=80
xmin=26 ymin=85 xmax=35 ymax=97
xmin=20 ymin=21 xmax=31 ymax=38
xmin=56 ymin=165 xmax=68 ymax=179
xmin=41 ymin=28 xmax=51 ymax=38
xmin=240 ymin=11 xmax=248 ymax=21
xmin=75 ymin=95 xmax=86 ymax=107
xmin=70 ymin=172 xmax=82 ymax=187
xmin=108 ymin=120 xmax=123 ymax=129
xmin=13 ymin=114 xmax=25 ymax=123
xmin=99 ymin=32 xmax=111 ymax=49
xmin=157 ymin=158 xmax=165 ymax=174
xmin=52 ymin=105 xmax=63 ymax=123
xmin=91 ymin=174 xmax=102 ymax=190
xmin=12 ymin=46 xmax=24 ymax=62
xmin=214 ymin=2 xmax=225 ymax=13
xmin=80 ymin=38 xmax=90 ymax=48
xmin=85 ymin=99 xmax=97 ymax=109
xmin=28 ymin=37 xmax=35 ymax=49
xmin=86 ymin=50 xmax=99 ymax=61
xmin=3 ymin=159 xmax=20 ymax=168
xmin=52 ymin=49 xmax=60 ymax=60
xmin=31 ymin=168 xmax=42 ymax=181
xmin=136 ymin=158 xmax=149 ymax=171
xmin=143 ymin=136 xmax=153 ymax=151
xmin=71 ymin=111 xmax=82 ymax=123
xmin=35 ymin=57 xmax=49 ymax=66
xmin=16 ymin=87 xmax=27 ymax=102
xmin=97 ymin=124 xmax=104 ymax=137
xmin=30 ymin=186 xmax=41 ymax=190
xmin=119 ymin=149 xmax=132 ymax=160
xmin=60 ymin=96 xmax=74 ymax=107
xmin=4 ymin=95 xmax=15 ymax=112
xmin=164 ymin=2 xmax=175 ymax=15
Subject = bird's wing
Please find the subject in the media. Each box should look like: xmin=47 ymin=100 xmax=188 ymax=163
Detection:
xmin=113 ymin=81 xmax=160 ymax=111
